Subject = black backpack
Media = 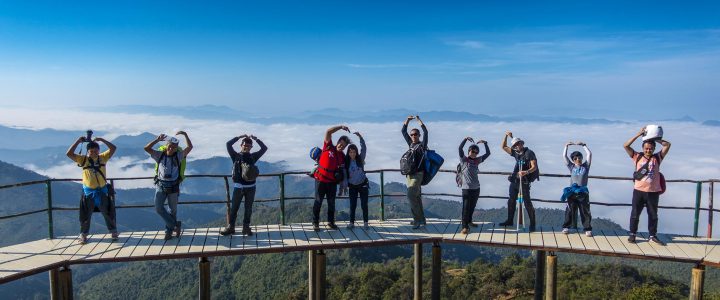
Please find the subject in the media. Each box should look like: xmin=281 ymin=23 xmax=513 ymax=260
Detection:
xmin=232 ymin=154 xmax=259 ymax=182
xmin=400 ymin=144 xmax=425 ymax=175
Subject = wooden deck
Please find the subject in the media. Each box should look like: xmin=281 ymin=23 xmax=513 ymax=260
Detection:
xmin=1 ymin=218 xmax=719 ymax=284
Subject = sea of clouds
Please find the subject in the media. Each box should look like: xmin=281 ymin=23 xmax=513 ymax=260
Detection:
xmin=1 ymin=107 xmax=718 ymax=235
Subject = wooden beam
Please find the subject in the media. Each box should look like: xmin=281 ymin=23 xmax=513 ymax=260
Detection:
xmin=198 ymin=257 xmax=211 ymax=300
xmin=58 ymin=267 xmax=73 ymax=300
xmin=690 ymin=264 xmax=705 ymax=300
xmin=308 ymin=250 xmax=316 ymax=300
xmin=431 ymin=242 xmax=441 ymax=300
xmin=534 ymin=250 xmax=546 ymax=300
xmin=414 ymin=243 xmax=422 ymax=300
xmin=315 ymin=250 xmax=326 ymax=300
xmin=545 ymin=252 xmax=557 ymax=300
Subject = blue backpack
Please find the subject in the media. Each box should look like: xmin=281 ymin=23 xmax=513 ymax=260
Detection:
xmin=421 ymin=149 xmax=444 ymax=186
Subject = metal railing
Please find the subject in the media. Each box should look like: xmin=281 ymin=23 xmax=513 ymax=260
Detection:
xmin=0 ymin=169 xmax=717 ymax=240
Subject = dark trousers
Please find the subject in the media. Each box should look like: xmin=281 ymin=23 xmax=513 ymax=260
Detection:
xmin=79 ymin=193 xmax=117 ymax=234
xmin=506 ymin=182 xmax=536 ymax=227
xmin=461 ymin=189 xmax=480 ymax=229
xmin=630 ymin=189 xmax=660 ymax=236
xmin=228 ymin=186 xmax=256 ymax=228
xmin=349 ymin=183 xmax=369 ymax=223
xmin=562 ymin=192 xmax=592 ymax=231
xmin=313 ymin=180 xmax=337 ymax=225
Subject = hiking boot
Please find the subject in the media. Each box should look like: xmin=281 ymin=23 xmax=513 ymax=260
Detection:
xmin=164 ymin=232 xmax=173 ymax=241
xmin=313 ymin=224 xmax=321 ymax=232
xmin=363 ymin=222 xmax=370 ymax=230
xmin=111 ymin=232 xmax=119 ymax=241
xmin=649 ymin=236 xmax=665 ymax=246
xmin=220 ymin=227 xmax=236 ymax=236
xmin=412 ymin=223 xmax=426 ymax=230
xmin=242 ymin=226 xmax=253 ymax=236
xmin=627 ymin=234 xmax=636 ymax=243
xmin=78 ymin=233 xmax=88 ymax=244
xmin=409 ymin=221 xmax=416 ymax=226
xmin=562 ymin=228 xmax=569 ymax=234
xmin=346 ymin=222 xmax=355 ymax=229
xmin=469 ymin=222 xmax=479 ymax=228
xmin=327 ymin=223 xmax=338 ymax=230
xmin=174 ymin=221 xmax=182 ymax=238
xmin=498 ymin=220 xmax=513 ymax=227
xmin=585 ymin=231 xmax=593 ymax=237
xmin=460 ymin=228 xmax=469 ymax=235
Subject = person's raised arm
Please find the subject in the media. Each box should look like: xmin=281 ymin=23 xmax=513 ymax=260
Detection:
xmin=226 ymin=135 xmax=244 ymax=158
xmin=325 ymin=125 xmax=349 ymax=143
xmin=402 ymin=115 xmax=413 ymax=146
xmin=95 ymin=137 xmax=117 ymax=158
xmin=459 ymin=137 xmax=471 ymax=158
xmin=251 ymin=135 xmax=268 ymax=160
xmin=417 ymin=116 xmax=428 ymax=148
xmin=144 ymin=134 xmax=165 ymax=155
xmin=177 ymin=131 xmax=193 ymax=157
xmin=479 ymin=140 xmax=491 ymax=162
xmin=501 ymin=131 xmax=513 ymax=155
xmin=563 ymin=142 xmax=572 ymax=165
xmin=580 ymin=142 xmax=592 ymax=167
xmin=355 ymin=132 xmax=367 ymax=161
xmin=658 ymin=139 xmax=671 ymax=159
xmin=624 ymin=127 xmax=644 ymax=158
xmin=66 ymin=136 xmax=85 ymax=160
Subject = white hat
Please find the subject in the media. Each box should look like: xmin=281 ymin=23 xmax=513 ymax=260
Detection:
xmin=511 ymin=137 xmax=524 ymax=147
xmin=166 ymin=137 xmax=179 ymax=145
xmin=642 ymin=125 xmax=663 ymax=142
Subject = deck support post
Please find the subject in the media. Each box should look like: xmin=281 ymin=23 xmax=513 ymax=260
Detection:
xmin=690 ymin=264 xmax=705 ymax=300
xmin=534 ymin=250 xmax=546 ymax=300
xmin=199 ymin=257 xmax=211 ymax=300
xmin=308 ymin=250 xmax=316 ymax=300
xmin=431 ymin=241 xmax=441 ymax=300
xmin=49 ymin=268 xmax=60 ymax=300
xmin=315 ymin=250 xmax=326 ymax=300
xmin=414 ymin=242 xmax=422 ymax=300
xmin=58 ymin=266 xmax=73 ymax=300
xmin=545 ymin=252 xmax=557 ymax=300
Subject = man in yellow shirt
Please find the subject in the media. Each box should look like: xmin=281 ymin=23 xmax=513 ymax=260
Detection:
xmin=66 ymin=135 xmax=118 ymax=244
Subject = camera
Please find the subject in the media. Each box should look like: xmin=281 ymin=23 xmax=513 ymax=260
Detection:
xmin=85 ymin=130 xmax=93 ymax=142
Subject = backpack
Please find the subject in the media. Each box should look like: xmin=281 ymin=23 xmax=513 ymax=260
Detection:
xmin=455 ymin=162 xmax=466 ymax=187
xmin=232 ymin=154 xmax=260 ymax=182
xmin=79 ymin=156 xmax=116 ymax=201
xmin=155 ymin=146 xmax=186 ymax=183
xmin=421 ymin=149 xmax=444 ymax=186
xmin=400 ymin=144 xmax=425 ymax=175
xmin=510 ymin=152 xmax=540 ymax=183
xmin=310 ymin=147 xmax=321 ymax=162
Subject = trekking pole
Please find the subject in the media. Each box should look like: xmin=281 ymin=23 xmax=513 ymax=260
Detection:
xmin=517 ymin=159 xmax=525 ymax=231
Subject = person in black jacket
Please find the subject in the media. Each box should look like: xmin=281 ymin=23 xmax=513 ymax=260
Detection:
xmin=221 ymin=134 xmax=267 ymax=236
xmin=498 ymin=131 xmax=538 ymax=232
xmin=402 ymin=115 xmax=428 ymax=229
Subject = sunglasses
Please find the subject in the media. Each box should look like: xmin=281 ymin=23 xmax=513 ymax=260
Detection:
xmin=469 ymin=150 xmax=479 ymax=154
xmin=410 ymin=133 xmax=419 ymax=137
xmin=572 ymin=156 xmax=582 ymax=160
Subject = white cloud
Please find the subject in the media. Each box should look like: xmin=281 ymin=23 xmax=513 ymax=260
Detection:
xmin=3 ymin=107 xmax=719 ymax=235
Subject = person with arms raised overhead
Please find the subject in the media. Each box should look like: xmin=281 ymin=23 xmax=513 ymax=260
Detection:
xmin=561 ymin=141 xmax=593 ymax=237
xmin=498 ymin=131 xmax=538 ymax=232
xmin=624 ymin=126 xmax=671 ymax=245
xmin=221 ymin=134 xmax=268 ymax=236
xmin=66 ymin=131 xmax=118 ymax=244
xmin=457 ymin=136 xmax=491 ymax=235
xmin=401 ymin=115 xmax=429 ymax=229
xmin=342 ymin=131 xmax=369 ymax=229
xmin=144 ymin=131 xmax=193 ymax=241
xmin=313 ymin=125 xmax=350 ymax=231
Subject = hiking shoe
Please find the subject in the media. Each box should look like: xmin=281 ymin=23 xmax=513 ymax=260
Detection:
xmin=313 ymin=224 xmax=321 ymax=232
xmin=409 ymin=221 xmax=416 ymax=226
xmin=363 ymin=222 xmax=370 ymax=229
xmin=346 ymin=222 xmax=355 ymax=229
xmin=649 ymin=236 xmax=665 ymax=246
xmin=327 ymin=223 xmax=338 ymax=230
xmin=175 ymin=221 xmax=182 ymax=238
xmin=242 ymin=226 xmax=253 ymax=236
xmin=585 ymin=231 xmax=593 ymax=237
xmin=562 ymin=228 xmax=569 ymax=234
xmin=111 ymin=232 xmax=119 ymax=241
xmin=164 ymin=232 xmax=173 ymax=241
xmin=460 ymin=228 xmax=469 ymax=235
xmin=469 ymin=222 xmax=479 ymax=228
xmin=412 ymin=223 xmax=426 ymax=230
xmin=78 ymin=233 xmax=88 ymax=244
xmin=627 ymin=234 xmax=636 ymax=243
xmin=220 ymin=227 xmax=236 ymax=236
xmin=498 ymin=221 xmax=513 ymax=227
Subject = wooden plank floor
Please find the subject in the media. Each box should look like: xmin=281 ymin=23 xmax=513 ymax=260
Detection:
xmin=1 ymin=218 xmax=720 ymax=284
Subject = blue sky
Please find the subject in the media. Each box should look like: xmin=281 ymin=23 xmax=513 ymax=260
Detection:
xmin=1 ymin=1 xmax=719 ymax=119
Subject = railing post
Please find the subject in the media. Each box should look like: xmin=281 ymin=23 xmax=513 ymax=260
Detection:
xmin=534 ymin=250 xmax=546 ymax=300
xmin=709 ymin=182 xmax=714 ymax=238
xmin=414 ymin=243 xmax=422 ymax=300
xmin=224 ymin=177 xmax=231 ymax=226
xmin=280 ymin=174 xmax=286 ymax=225
xmin=694 ymin=182 xmax=703 ymax=237
xmin=690 ymin=264 xmax=705 ymax=300
xmin=380 ymin=171 xmax=385 ymax=221
xmin=199 ymin=257 xmax=211 ymax=300
xmin=46 ymin=180 xmax=54 ymax=239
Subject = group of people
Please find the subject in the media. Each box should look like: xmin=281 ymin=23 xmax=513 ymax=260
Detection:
xmin=66 ymin=118 xmax=671 ymax=246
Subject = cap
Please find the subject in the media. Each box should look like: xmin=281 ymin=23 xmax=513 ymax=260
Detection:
xmin=511 ymin=137 xmax=524 ymax=147
xmin=166 ymin=137 xmax=179 ymax=145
